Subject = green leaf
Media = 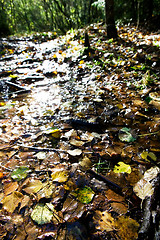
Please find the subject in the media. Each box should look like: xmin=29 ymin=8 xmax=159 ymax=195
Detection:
xmin=11 ymin=166 xmax=30 ymax=181
xmin=73 ymin=186 xmax=95 ymax=204
xmin=119 ymin=128 xmax=136 ymax=142
xmin=31 ymin=203 xmax=54 ymax=225
xmin=114 ymin=162 xmax=131 ymax=174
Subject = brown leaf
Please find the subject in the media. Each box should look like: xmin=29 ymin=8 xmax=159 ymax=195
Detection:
xmin=93 ymin=210 xmax=115 ymax=232
xmin=2 ymin=191 xmax=24 ymax=213
xmin=62 ymin=196 xmax=86 ymax=222
xmin=110 ymin=202 xmax=128 ymax=215
xmin=4 ymin=181 xmax=19 ymax=196
xmin=115 ymin=216 xmax=139 ymax=240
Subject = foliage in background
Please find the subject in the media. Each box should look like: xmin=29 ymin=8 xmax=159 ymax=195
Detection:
xmin=0 ymin=0 xmax=159 ymax=36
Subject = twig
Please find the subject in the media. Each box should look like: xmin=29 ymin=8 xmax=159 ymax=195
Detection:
xmin=18 ymin=144 xmax=66 ymax=153
xmin=138 ymin=130 xmax=160 ymax=137
xmin=87 ymin=169 xmax=123 ymax=195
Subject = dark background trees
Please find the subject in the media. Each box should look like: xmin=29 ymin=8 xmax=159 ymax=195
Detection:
xmin=0 ymin=0 xmax=159 ymax=37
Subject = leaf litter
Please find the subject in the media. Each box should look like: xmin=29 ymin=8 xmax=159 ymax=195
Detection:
xmin=0 ymin=23 xmax=160 ymax=239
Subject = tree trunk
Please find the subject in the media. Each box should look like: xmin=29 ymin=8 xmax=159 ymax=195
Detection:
xmin=105 ymin=0 xmax=117 ymax=39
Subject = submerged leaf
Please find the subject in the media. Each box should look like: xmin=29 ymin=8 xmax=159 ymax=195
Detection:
xmin=114 ymin=162 xmax=131 ymax=174
xmin=11 ymin=166 xmax=30 ymax=181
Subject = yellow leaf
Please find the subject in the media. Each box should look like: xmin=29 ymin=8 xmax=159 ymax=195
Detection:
xmin=93 ymin=210 xmax=115 ymax=232
xmin=23 ymin=179 xmax=43 ymax=194
xmin=114 ymin=162 xmax=131 ymax=174
xmin=2 ymin=191 xmax=24 ymax=213
xmin=79 ymin=60 xmax=84 ymax=64
xmin=51 ymin=170 xmax=69 ymax=183
xmin=115 ymin=216 xmax=139 ymax=240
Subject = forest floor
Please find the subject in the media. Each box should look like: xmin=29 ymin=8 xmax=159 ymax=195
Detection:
xmin=0 ymin=23 xmax=160 ymax=240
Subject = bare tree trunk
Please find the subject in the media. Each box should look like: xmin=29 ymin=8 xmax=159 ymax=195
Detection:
xmin=105 ymin=0 xmax=117 ymax=38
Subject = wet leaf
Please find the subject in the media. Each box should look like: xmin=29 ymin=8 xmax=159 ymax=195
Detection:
xmin=149 ymin=92 xmax=160 ymax=102
xmin=51 ymin=170 xmax=69 ymax=183
xmin=110 ymin=202 xmax=128 ymax=215
xmin=36 ymin=152 xmax=46 ymax=160
xmin=143 ymin=166 xmax=160 ymax=182
xmin=2 ymin=191 xmax=24 ymax=213
xmin=93 ymin=210 xmax=115 ymax=232
xmin=113 ymin=161 xmax=131 ymax=174
xmin=4 ymin=181 xmax=19 ymax=196
xmin=79 ymin=156 xmax=92 ymax=170
xmin=133 ymin=178 xmax=154 ymax=200
xmin=62 ymin=196 xmax=86 ymax=222
xmin=73 ymin=186 xmax=95 ymax=204
xmin=69 ymin=139 xmax=84 ymax=147
xmin=11 ymin=166 xmax=30 ymax=181
xmin=37 ymin=182 xmax=56 ymax=200
xmin=115 ymin=216 xmax=139 ymax=240
xmin=23 ymin=179 xmax=43 ymax=194
xmin=67 ymin=149 xmax=82 ymax=156
xmin=119 ymin=127 xmax=136 ymax=142
xmin=45 ymin=128 xmax=61 ymax=138
xmin=141 ymin=151 xmax=157 ymax=162
xmin=31 ymin=203 xmax=54 ymax=225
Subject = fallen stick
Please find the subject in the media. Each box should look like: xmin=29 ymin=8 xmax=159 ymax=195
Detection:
xmin=87 ymin=169 xmax=123 ymax=195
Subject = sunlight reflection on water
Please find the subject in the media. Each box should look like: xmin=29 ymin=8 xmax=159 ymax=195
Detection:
xmin=29 ymin=83 xmax=61 ymax=118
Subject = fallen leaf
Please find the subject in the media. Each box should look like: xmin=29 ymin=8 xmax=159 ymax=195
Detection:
xmin=133 ymin=178 xmax=154 ymax=200
xmin=11 ymin=166 xmax=30 ymax=181
xmin=23 ymin=179 xmax=43 ymax=194
xmin=141 ymin=151 xmax=157 ymax=162
xmin=62 ymin=196 xmax=85 ymax=222
xmin=2 ymin=191 xmax=24 ymax=213
xmin=51 ymin=170 xmax=69 ymax=183
xmin=67 ymin=149 xmax=82 ymax=156
xmin=113 ymin=161 xmax=131 ymax=174
xmin=72 ymin=186 xmax=95 ymax=204
xmin=119 ymin=127 xmax=136 ymax=142
xmin=93 ymin=210 xmax=115 ymax=232
xmin=4 ymin=181 xmax=19 ymax=196
xmin=69 ymin=139 xmax=84 ymax=147
xmin=31 ymin=203 xmax=55 ymax=225
xmin=79 ymin=156 xmax=92 ymax=170
xmin=115 ymin=216 xmax=139 ymax=240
